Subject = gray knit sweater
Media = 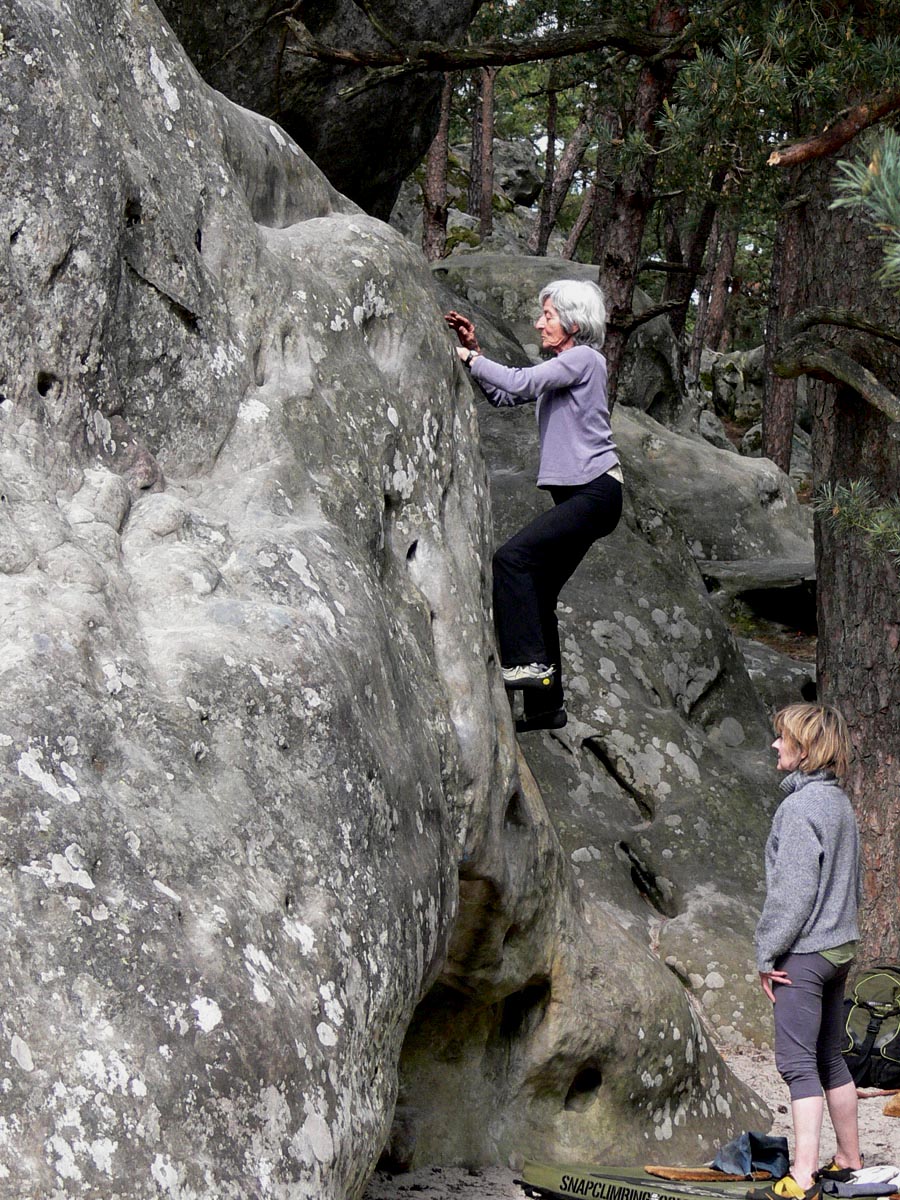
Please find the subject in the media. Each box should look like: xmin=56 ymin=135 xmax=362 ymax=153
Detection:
xmin=755 ymin=770 xmax=861 ymax=973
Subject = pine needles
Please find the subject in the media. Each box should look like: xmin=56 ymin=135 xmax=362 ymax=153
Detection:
xmin=812 ymin=479 xmax=900 ymax=565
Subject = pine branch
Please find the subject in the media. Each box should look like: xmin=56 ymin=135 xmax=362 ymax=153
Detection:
xmin=639 ymin=259 xmax=696 ymax=274
xmin=612 ymin=299 xmax=685 ymax=335
xmin=285 ymin=15 xmax=670 ymax=74
xmin=767 ymin=90 xmax=900 ymax=168
xmin=787 ymin=306 xmax=900 ymax=348
xmin=285 ymin=2 xmax=740 ymax=79
xmin=774 ymin=332 xmax=900 ymax=425
xmin=813 ymin=480 xmax=900 ymax=566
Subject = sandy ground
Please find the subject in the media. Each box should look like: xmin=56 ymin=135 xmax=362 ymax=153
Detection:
xmin=362 ymin=1045 xmax=900 ymax=1200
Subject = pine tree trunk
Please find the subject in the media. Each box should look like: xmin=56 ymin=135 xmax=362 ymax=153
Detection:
xmin=599 ymin=0 xmax=689 ymax=408
xmin=478 ymin=67 xmax=497 ymax=242
xmin=762 ymin=186 xmax=802 ymax=473
xmin=531 ymin=95 xmax=599 ymax=256
xmin=563 ymin=183 xmax=596 ymax=260
xmin=788 ymin=157 xmax=900 ymax=962
xmin=528 ymin=81 xmax=558 ymax=257
xmin=687 ymin=214 xmax=719 ymax=381
xmin=703 ymin=224 xmax=737 ymax=353
xmin=662 ymin=168 xmax=726 ymax=341
xmin=467 ymin=74 xmax=483 ymax=222
xmin=591 ymin=110 xmax=619 ymax=265
xmin=422 ymin=73 xmax=453 ymax=263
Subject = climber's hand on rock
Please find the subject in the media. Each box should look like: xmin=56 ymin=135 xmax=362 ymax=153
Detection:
xmin=445 ymin=311 xmax=480 ymax=352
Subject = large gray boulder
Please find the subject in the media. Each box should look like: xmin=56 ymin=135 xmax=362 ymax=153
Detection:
xmin=617 ymin=411 xmax=813 ymax=562
xmin=156 ymin=0 xmax=479 ymax=218
xmin=2 ymin=2 xmax=768 ymax=1196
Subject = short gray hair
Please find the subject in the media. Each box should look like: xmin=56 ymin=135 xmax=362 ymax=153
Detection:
xmin=539 ymin=279 xmax=607 ymax=349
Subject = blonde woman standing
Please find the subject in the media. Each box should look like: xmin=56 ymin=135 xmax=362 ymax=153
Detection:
xmin=749 ymin=704 xmax=863 ymax=1200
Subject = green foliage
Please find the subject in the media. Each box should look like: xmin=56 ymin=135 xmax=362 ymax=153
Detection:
xmin=832 ymin=129 xmax=900 ymax=292
xmin=813 ymin=479 xmax=900 ymax=566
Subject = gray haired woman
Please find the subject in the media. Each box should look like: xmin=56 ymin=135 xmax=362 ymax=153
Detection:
xmin=446 ymin=279 xmax=622 ymax=733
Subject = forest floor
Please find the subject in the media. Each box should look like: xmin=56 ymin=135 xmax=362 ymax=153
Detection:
xmin=362 ymin=1045 xmax=900 ymax=1200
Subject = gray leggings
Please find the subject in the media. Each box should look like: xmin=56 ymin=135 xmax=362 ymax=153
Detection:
xmin=773 ymin=951 xmax=853 ymax=1100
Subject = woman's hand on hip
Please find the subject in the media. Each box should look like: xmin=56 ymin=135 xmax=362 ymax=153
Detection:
xmin=759 ymin=969 xmax=792 ymax=1002
xmin=445 ymin=310 xmax=480 ymax=352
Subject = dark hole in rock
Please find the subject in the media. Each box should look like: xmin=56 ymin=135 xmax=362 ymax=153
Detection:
xmin=406 ymin=540 xmax=418 ymax=561
xmin=124 ymin=197 xmax=142 ymax=226
xmin=617 ymin=841 xmax=678 ymax=918
xmin=564 ymin=1064 xmax=603 ymax=1112
xmin=504 ymin=790 xmax=528 ymax=830
xmin=284 ymin=893 xmax=294 ymax=913
xmin=800 ymin=678 xmax=818 ymax=701
xmin=499 ymin=978 xmax=551 ymax=1040
xmin=195 ymin=227 xmax=202 ymax=252
xmin=36 ymin=371 xmax=60 ymax=398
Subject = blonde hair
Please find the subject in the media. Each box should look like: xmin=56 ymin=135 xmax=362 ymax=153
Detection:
xmin=773 ymin=703 xmax=852 ymax=780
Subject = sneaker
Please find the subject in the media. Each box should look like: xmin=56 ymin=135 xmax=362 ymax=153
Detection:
xmin=746 ymin=1177 xmax=822 ymax=1200
xmin=515 ymin=707 xmax=567 ymax=733
xmin=501 ymin=662 xmax=556 ymax=690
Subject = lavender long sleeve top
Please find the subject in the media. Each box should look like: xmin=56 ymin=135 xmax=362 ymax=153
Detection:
xmin=469 ymin=345 xmax=619 ymax=487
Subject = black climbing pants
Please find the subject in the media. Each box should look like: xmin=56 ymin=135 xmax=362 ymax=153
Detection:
xmin=492 ymin=471 xmax=622 ymax=715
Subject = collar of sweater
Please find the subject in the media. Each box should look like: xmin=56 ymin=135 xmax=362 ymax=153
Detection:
xmin=780 ymin=768 xmax=836 ymax=795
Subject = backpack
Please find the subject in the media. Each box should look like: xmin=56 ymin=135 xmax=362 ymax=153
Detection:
xmin=842 ymin=965 xmax=900 ymax=1087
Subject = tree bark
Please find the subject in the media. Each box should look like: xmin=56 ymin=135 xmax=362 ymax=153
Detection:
xmin=479 ymin=67 xmax=498 ymax=241
xmin=703 ymin=223 xmax=737 ymax=353
xmin=762 ymin=186 xmax=803 ymax=473
xmin=563 ymin=182 xmax=596 ymax=259
xmin=591 ymin=109 xmax=620 ymax=265
xmin=467 ymin=74 xmax=483 ymax=224
xmin=599 ymin=0 xmax=690 ymax=409
xmin=529 ymin=95 xmax=600 ymax=255
xmin=661 ymin=167 xmax=726 ymax=341
xmin=687 ymin=215 xmax=716 ymax=381
xmin=285 ymin=3 xmax=736 ymax=75
xmin=422 ymin=73 xmax=454 ymax=262
xmin=529 ymin=82 xmax=559 ymax=258
xmin=787 ymin=156 xmax=900 ymax=963
xmin=767 ymin=88 xmax=900 ymax=168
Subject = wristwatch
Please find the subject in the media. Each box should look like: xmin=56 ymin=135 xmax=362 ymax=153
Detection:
xmin=464 ymin=349 xmax=478 ymax=366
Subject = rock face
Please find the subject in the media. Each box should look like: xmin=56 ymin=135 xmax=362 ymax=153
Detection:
xmin=156 ymin=0 xmax=479 ymax=219
xmin=1 ymin=2 xmax=770 ymax=1197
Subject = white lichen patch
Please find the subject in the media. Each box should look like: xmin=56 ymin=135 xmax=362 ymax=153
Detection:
xmin=148 ymin=47 xmax=180 ymax=112
xmin=191 ymin=997 xmax=222 ymax=1032
xmin=10 ymin=1035 xmax=34 ymax=1072
xmin=316 ymin=1022 xmax=337 ymax=1047
xmin=352 ymin=278 xmax=394 ymax=327
xmin=283 ymin=919 xmax=315 ymax=953
xmin=243 ymin=944 xmax=274 ymax=1004
xmin=237 ymin=397 xmax=270 ymax=424
xmin=17 ymin=749 xmax=80 ymax=805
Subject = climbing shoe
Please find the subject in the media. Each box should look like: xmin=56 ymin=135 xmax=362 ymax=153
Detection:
xmin=501 ymin=662 xmax=555 ymax=690
xmin=814 ymin=1160 xmax=862 ymax=1184
xmin=515 ymin=707 xmax=567 ymax=734
xmin=746 ymin=1177 xmax=822 ymax=1200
